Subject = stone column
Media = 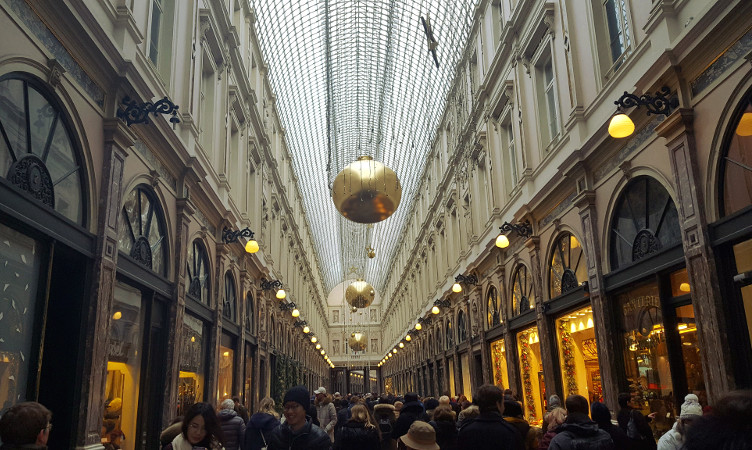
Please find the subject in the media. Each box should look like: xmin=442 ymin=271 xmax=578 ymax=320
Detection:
xmin=76 ymin=119 xmax=132 ymax=449
xmin=656 ymin=109 xmax=733 ymax=402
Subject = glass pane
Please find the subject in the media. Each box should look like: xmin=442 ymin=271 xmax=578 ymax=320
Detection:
xmin=669 ymin=268 xmax=691 ymax=297
xmin=723 ymin=103 xmax=752 ymax=216
xmin=149 ymin=0 xmax=162 ymax=64
xmin=517 ymin=325 xmax=544 ymax=425
xmin=178 ymin=314 xmax=205 ymax=417
xmin=0 ymin=224 xmax=42 ymax=408
xmin=27 ymin=88 xmax=55 ymax=158
xmin=675 ymin=305 xmax=706 ymax=402
xmin=118 ymin=189 xmax=138 ymax=255
xmin=733 ymin=239 xmax=752 ymax=360
xmin=47 ymin=121 xmax=82 ymax=223
xmin=556 ymin=306 xmax=602 ymax=404
xmin=147 ymin=201 xmax=164 ymax=275
xmin=0 ymin=128 xmax=11 ymax=176
xmin=491 ymin=338 xmax=509 ymax=390
xmin=218 ymin=344 xmax=235 ymax=402
xmin=618 ymin=282 xmax=673 ymax=428
xmin=460 ymin=352 xmax=472 ymax=401
xmin=104 ymin=282 xmax=144 ymax=450
xmin=244 ymin=343 xmax=253 ymax=406
xmin=0 ymin=79 xmax=28 ymax=156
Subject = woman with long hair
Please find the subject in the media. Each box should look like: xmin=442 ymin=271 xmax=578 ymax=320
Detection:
xmin=334 ymin=403 xmax=381 ymax=450
xmin=166 ymin=402 xmax=224 ymax=450
xmin=245 ymin=397 xmax=281 ymax=450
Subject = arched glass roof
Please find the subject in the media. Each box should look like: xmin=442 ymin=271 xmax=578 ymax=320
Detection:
xmin=252 ymin=0 xmax=479 ymax=293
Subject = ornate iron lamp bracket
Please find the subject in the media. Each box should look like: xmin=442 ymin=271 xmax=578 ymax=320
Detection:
xmin=261 ymin=279 xmax=283 ymax=291
xmin=613 ymin=86 xmax=678 ymax=116
xmin=222 ymin=227 xmax=254 ymax=244
xmin=455 ymin=274 xmax=478 ymax=286
xmin=117 ymin=96 xmax=180 ymax=126
xmin=499 ymin=220 xmax=533 ymax=238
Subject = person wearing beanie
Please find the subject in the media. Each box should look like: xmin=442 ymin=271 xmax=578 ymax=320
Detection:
xmin=656 ymin=394 xmax=702 ymax=450
xmin=218 ymin=398 xmax=246 ymax=450
xmin=267 ymin=385 xmax=331 ymax=450
xmin=542 ymin=395 xmax=563 ymax=432
xmin=398 ymin=420 xmax=440 ymax=450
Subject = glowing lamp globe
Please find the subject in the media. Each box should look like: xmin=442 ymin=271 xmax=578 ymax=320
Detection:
xmin=452 ymin=283 xmax=462 ymax=293
xmin=495 ymin=234 xmax=510 ymax=248
xmin=399 ymin=342 xmax=404 ymax=348
xmin=415 ymin=323 xmax=422 ymax=331
xmin=303 ymin=326 xmax=310 ymax=334
xmin=405 ymin=334 xmax=411 ymax=341
xmin=345 ymin=280 xmax=375 ymax=309
xmin=291 ymin=308 xmax=300 ymax=318
xmin=331 ymin=156 xmax=402 ymax=223
xmin=432 ymin=305 xmax=440 ymax=314
xmin=311 ymin=336 xmax=318 ymax=343
xmin=736 ymin=112 xmax=752 ymax=136
xmin=349 ymin=332 xmax=367 ymax=352
xmin=276 ymin=289 xmax=286 ymax=299
xmin=608 ymin=113 xmax=635 ymax=138
xmin=245 ymin=239 xmax=259 ymax=253
xmin=316 ymin=343 xmax=321 ymax=349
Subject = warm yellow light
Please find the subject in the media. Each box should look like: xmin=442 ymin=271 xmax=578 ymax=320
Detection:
xmin=112 ymin=311 xmax=122 ymax=320
xmin=291 ymin=308 xmax=300 ymax=317
xmin=528 ymin=334 xmax=534 ymax=345
xmin=245 ymin=239 xmax=259 ymax=253
xmin=354 ymin=332 xmax=363 ymax=341
xmin=399 ymin=342 xmax=404 ymax=348
xmin=678 ymin=323 xmax=688 ymax=331
xmin=190 ymin=336 xmax=196 ymax=343
xmin=405 ymin=335 xmax=411 ymax=341
xmin=393 ymin=348 xmax=397 ymax=354
xmin=737 ymin=112 xmax=752 ymax=136
xmin=432 ymin=306 xmax=440 ymax=315
xmin=303 ymin=326 xmax=310 ymax=333
xmin=571 ymin=322 xmax=577 ymax=333
xmin=570 ymin=236 xmax=580 ymax=249
xmin=629 ymin=343 xmax=638 ymax=352
xmin=608 ymin=113 xmax=635 ymax=138
xmin=495 ymin=234 xmax=510 ymax=249
xmin=679 ymin=282 xmax=691 ymax=293
xmin=223 ymin=351 xmax=230 ymax=357
xmin=276 ymin=289 xmax=286 ymax=299
xmin=415 ymin=323 xmax=422 ymax=331
xmin=452 ymin=283 xmax=462 ymax=293
xmin=587 ymin=317 xmax=594 ymax=329
xmin=579 ymin=321 xmax=585 ymax=331
xmin=311 ymin=336 xmax=318 ymax=343
xmin=316 ymin=344 xmax=321 ymax=349
xmin=321 ymin=350 xmax=325 ymax=355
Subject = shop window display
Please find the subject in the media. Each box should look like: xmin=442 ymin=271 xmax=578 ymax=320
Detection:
xmin=675 ymin=305 xmax=705 ymax=401
xmin=555 ymin=307 xmax=602 ymax=403
xmin=217 ymin=333 xmax=235 ymax=401
xmin=177 ymin=314 xmax=206 ymax=417
xmin=517 ymin=326 xmax=545 ymax=425
xmin=732 ymin=239 xmax=752 ymax=354
xmin=490 ymin=338 xmax=509 ymax=390
xmin=103 ymin=283 xmax=145 ymax=450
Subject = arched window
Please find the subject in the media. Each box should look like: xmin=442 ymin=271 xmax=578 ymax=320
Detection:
xmin=511 ymin=264 xmax=534 ymax=316
xmin=0 ymin=74 xmax=86 ymax=225
xmin=457 ymin=310 xmax=467 ymax=343
xmin=487 ymin=286 xmax=501 ymax=328
xmin=118 ymin=185 xmax=168 ymax=275
xmin=720 ymin=93 xmax=752 ymax=216
xmin=445 ymin=320 xmax=454 ymax=349
xmin=549 ymin=232 xmax=587 ymax=298
xmin=186 ymin=239 xmax=210 ymax=304
xmin=610 ymin=176 xmax=681 ymax=270
xmin=223 ymin=272 xmax=237 ymax=322
xmin=245 ymin=291 xmax=254 ymax=332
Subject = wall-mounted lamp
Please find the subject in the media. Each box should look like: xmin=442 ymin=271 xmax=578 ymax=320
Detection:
xmin=432 ymin=299 xmax=451 ymax=315
xmin=405 ymin=334 xmax=412 ymax=341
xmin=222 ymin=227 xmax=259 ymax=254
xmin=261 ymin=278 xmax=285 ymax=299
xmin=311 ymin=335 xmax=318 ymax=343
xmin=496 ymin=221 xmax=533 ymax=248
xmin=416 ymin=316 xmax=431 ymax=331
xmin=294 ymin=320 xmax=309 ymax=333
xmin=452 ymin=274 xmax=478 ymax=293
xmin=117 ymin=96 xmax=180 ymax=127
xmin=279 ymin=301 xmax=297 ymax=317
xmin=608 ymin=86 xmax=678 ymax=138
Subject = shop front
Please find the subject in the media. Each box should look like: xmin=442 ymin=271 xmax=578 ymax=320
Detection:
xmin=516 ymin=325 xmax=544 ymax=425
xmin=490 ymin=337 xmax=509 ymax=390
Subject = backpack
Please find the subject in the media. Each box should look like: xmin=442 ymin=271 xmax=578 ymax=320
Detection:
xmin=378 ymin=416 xmax=393 ymax=435
xmin=627 ymin=410 xmax=645 ymax=441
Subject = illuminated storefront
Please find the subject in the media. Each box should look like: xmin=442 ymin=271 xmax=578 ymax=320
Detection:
xmin=516 ymin=326 xmax=544 ymax=425
xmin=555 ymin=307 xmax=601 ymax=403
xmin=491 ymin=338 xmax=509 ymax=390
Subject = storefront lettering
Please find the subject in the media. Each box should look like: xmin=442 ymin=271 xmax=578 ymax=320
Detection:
xmin=622 ymin=295 xmax=660 ymax=314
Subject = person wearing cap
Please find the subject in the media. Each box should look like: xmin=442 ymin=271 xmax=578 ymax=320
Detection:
xmin=314 ymin=386 xmax=338 ymax=442
xmin=267 ymin=385 xmax=331 ymax=450
xmin=457 ymin=384 xmax=524 ymax=450
xmin=398 ymin=421 xmax=439 ymax=450
xmin=656 ymin=394 xmax=702 ymax=450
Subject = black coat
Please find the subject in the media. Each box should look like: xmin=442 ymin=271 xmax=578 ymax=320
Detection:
xmin=334 ymin=404 xmax=352 ymax=435
xmin=391 ymin=401 xmax=429 ymax=439
xmin=616 ymin=408 xmax=656 ymax=450
xmin=431 ymin=419 xmax=458 ymax=450
xmin=245 ymin=412 xmax=280 ymax=450
xmin=218 ymin=408 xmax=246 ymax=450
xmin=267 ymin=417 xmax=331 ymax=450
xmin=548 ymin=413 xmax=614 ymax=450
xmin=333 ymin=421 xmax=381 ymax=450
xmin=598 ymin=423 xmax=630 ymax=450
xmin=457 ymin=411 xmax=524 ymax=450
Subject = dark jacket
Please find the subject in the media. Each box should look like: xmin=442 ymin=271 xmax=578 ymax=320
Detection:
xmin=457 ymin=411 xmax=524 ymax=450
xmin=598 ymin=423 xmax=630 ymax=450
xmin=431 ymin=419 xmax=458 ymax=450
xmin=333 ymin=421 xmax=381 ymax=450
xmin=539 ymin=429 xmax=557 ymax=450
xmin=218 ymin=408 xmax=246 ymax=450
xmin=160 ymin=422 xmax=183 ymax=448
xmin=616 ymin=408 xmax=656 ymax=450
xmin=504 ymin=416 xmax=531 ymax=443
xmin=391 ymin=401 xmax=429 ymax=439
xmin=334 ymin=404 xmax=352 ymax=435
xmin=245 ymin=412 xmax=280 ymax=450
xmin=373 ymin=404 xmax=397 ymax=450
xmin=267 ymin=416 xmax=331 ymax=450
xmin=0 ymin=445 xmax=47 ymax=449
xmin=548 ymin=413 xmax=614 ymax=450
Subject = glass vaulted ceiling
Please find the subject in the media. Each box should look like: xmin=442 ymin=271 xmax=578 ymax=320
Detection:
xmin=252 ymin=0 xmax=478 ymax=295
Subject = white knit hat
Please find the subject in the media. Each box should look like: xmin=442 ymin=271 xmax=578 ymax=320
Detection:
xmin=680 ymin=394 xmax=702 ymax=419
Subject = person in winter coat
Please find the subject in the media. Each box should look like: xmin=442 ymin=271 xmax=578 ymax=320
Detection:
xmin=429 ymin=405 xmax=458 ymax=450
xmin=218 ymin=399 xmax=245 ymax=450
xmin=392 ymin=393 xmax=429 ymax=440
xmin=538 ymin=407 xmax=566 ymax=450
xmin=456 ymin=405 xmax=479 ymax=429
xmin=160 ymin=416 xmax=184 ymax=448
xmin=590 ymin=402 xmax=628 ymax=450
xmin=267 ymin=385 xmax=330 ymax=450
xmin=682 ymin=390 xmax=752 ymax=450
xmin=334 ymin=404 xmax=381 ymax=450
xmin=656 ymin=394 xmax=702 ymax=450
xmin=616 ymin=392 xmax=656 ymax=449
xmin=398 ymin=421 xmax=439 ymax=450
xmin=373 ymin=401 xmax=397 ymax=450
xmin=541 ymin=396 xmax=562 ymax=433
xmin=244 ymin=397 xmax=280 ymax=450
xmin=547 ymin=395 xmax=613 ymax=450
xmin=166 ymin=402 xmax=224 ymax=450
xmin=502 ymin=397 xmax=531 ymax=443
xmin=456 ymin=385 xmax=524 ymax=450
xmin=314 ymin=387 xmax=338 ymax=442
xmin=0 ymin=401 xmax=52 ymax=450
xmin=334 ymin=397 xmax=354 ymax=435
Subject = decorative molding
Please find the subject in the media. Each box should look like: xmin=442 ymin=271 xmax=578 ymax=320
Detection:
xmin=539 ymin=191 xmax=576 ymax=228
xmin=133 ymin=141 xmax=178 ymax=190
xmin=691 ymin=28 xmax=752 ymax=95
xmin=593 ymin=115 xmax=662 ymax=183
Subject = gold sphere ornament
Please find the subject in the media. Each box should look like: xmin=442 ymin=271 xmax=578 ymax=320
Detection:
xmin=331 ymin=156 xmax=402 ymax=223
xmin=366 ymin=245 xmax=376 ymax=259
xmin=349 ymin=331 xmax=367 ymax=352
xmin=345 ymin=280 xmax=375 ymax=309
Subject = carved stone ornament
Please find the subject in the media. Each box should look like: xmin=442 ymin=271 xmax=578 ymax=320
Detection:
xmin=632 ymin=229 xmax=662 ymax=262
xmin=8 ymin=155 xmax=55 ymax=208
xmin=130 ymin=236 xmax=153 ymax=269
xmin=561 ymin=269 xmax=579 ymax=294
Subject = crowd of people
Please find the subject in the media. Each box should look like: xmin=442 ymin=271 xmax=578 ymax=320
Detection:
xmin=1 ymin=387 xmax=751 ymax=449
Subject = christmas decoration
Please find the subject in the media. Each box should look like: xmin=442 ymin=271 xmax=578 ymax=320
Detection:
xmin=559 ymin=321 xmax=579 ymax=396
xmin=519 ymin=331 xmax=537 ymax=422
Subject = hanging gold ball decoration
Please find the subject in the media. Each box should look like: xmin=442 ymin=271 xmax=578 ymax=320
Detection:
xmin=332 ymin=156 xmax=402 ymax=224
xmin=366 ymin=245 xmax=376 ymax=259
xmin=349 ymin=331 xmax=367 ymax=352
xmin=345 ymin=280 xmax=375 ymax=309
